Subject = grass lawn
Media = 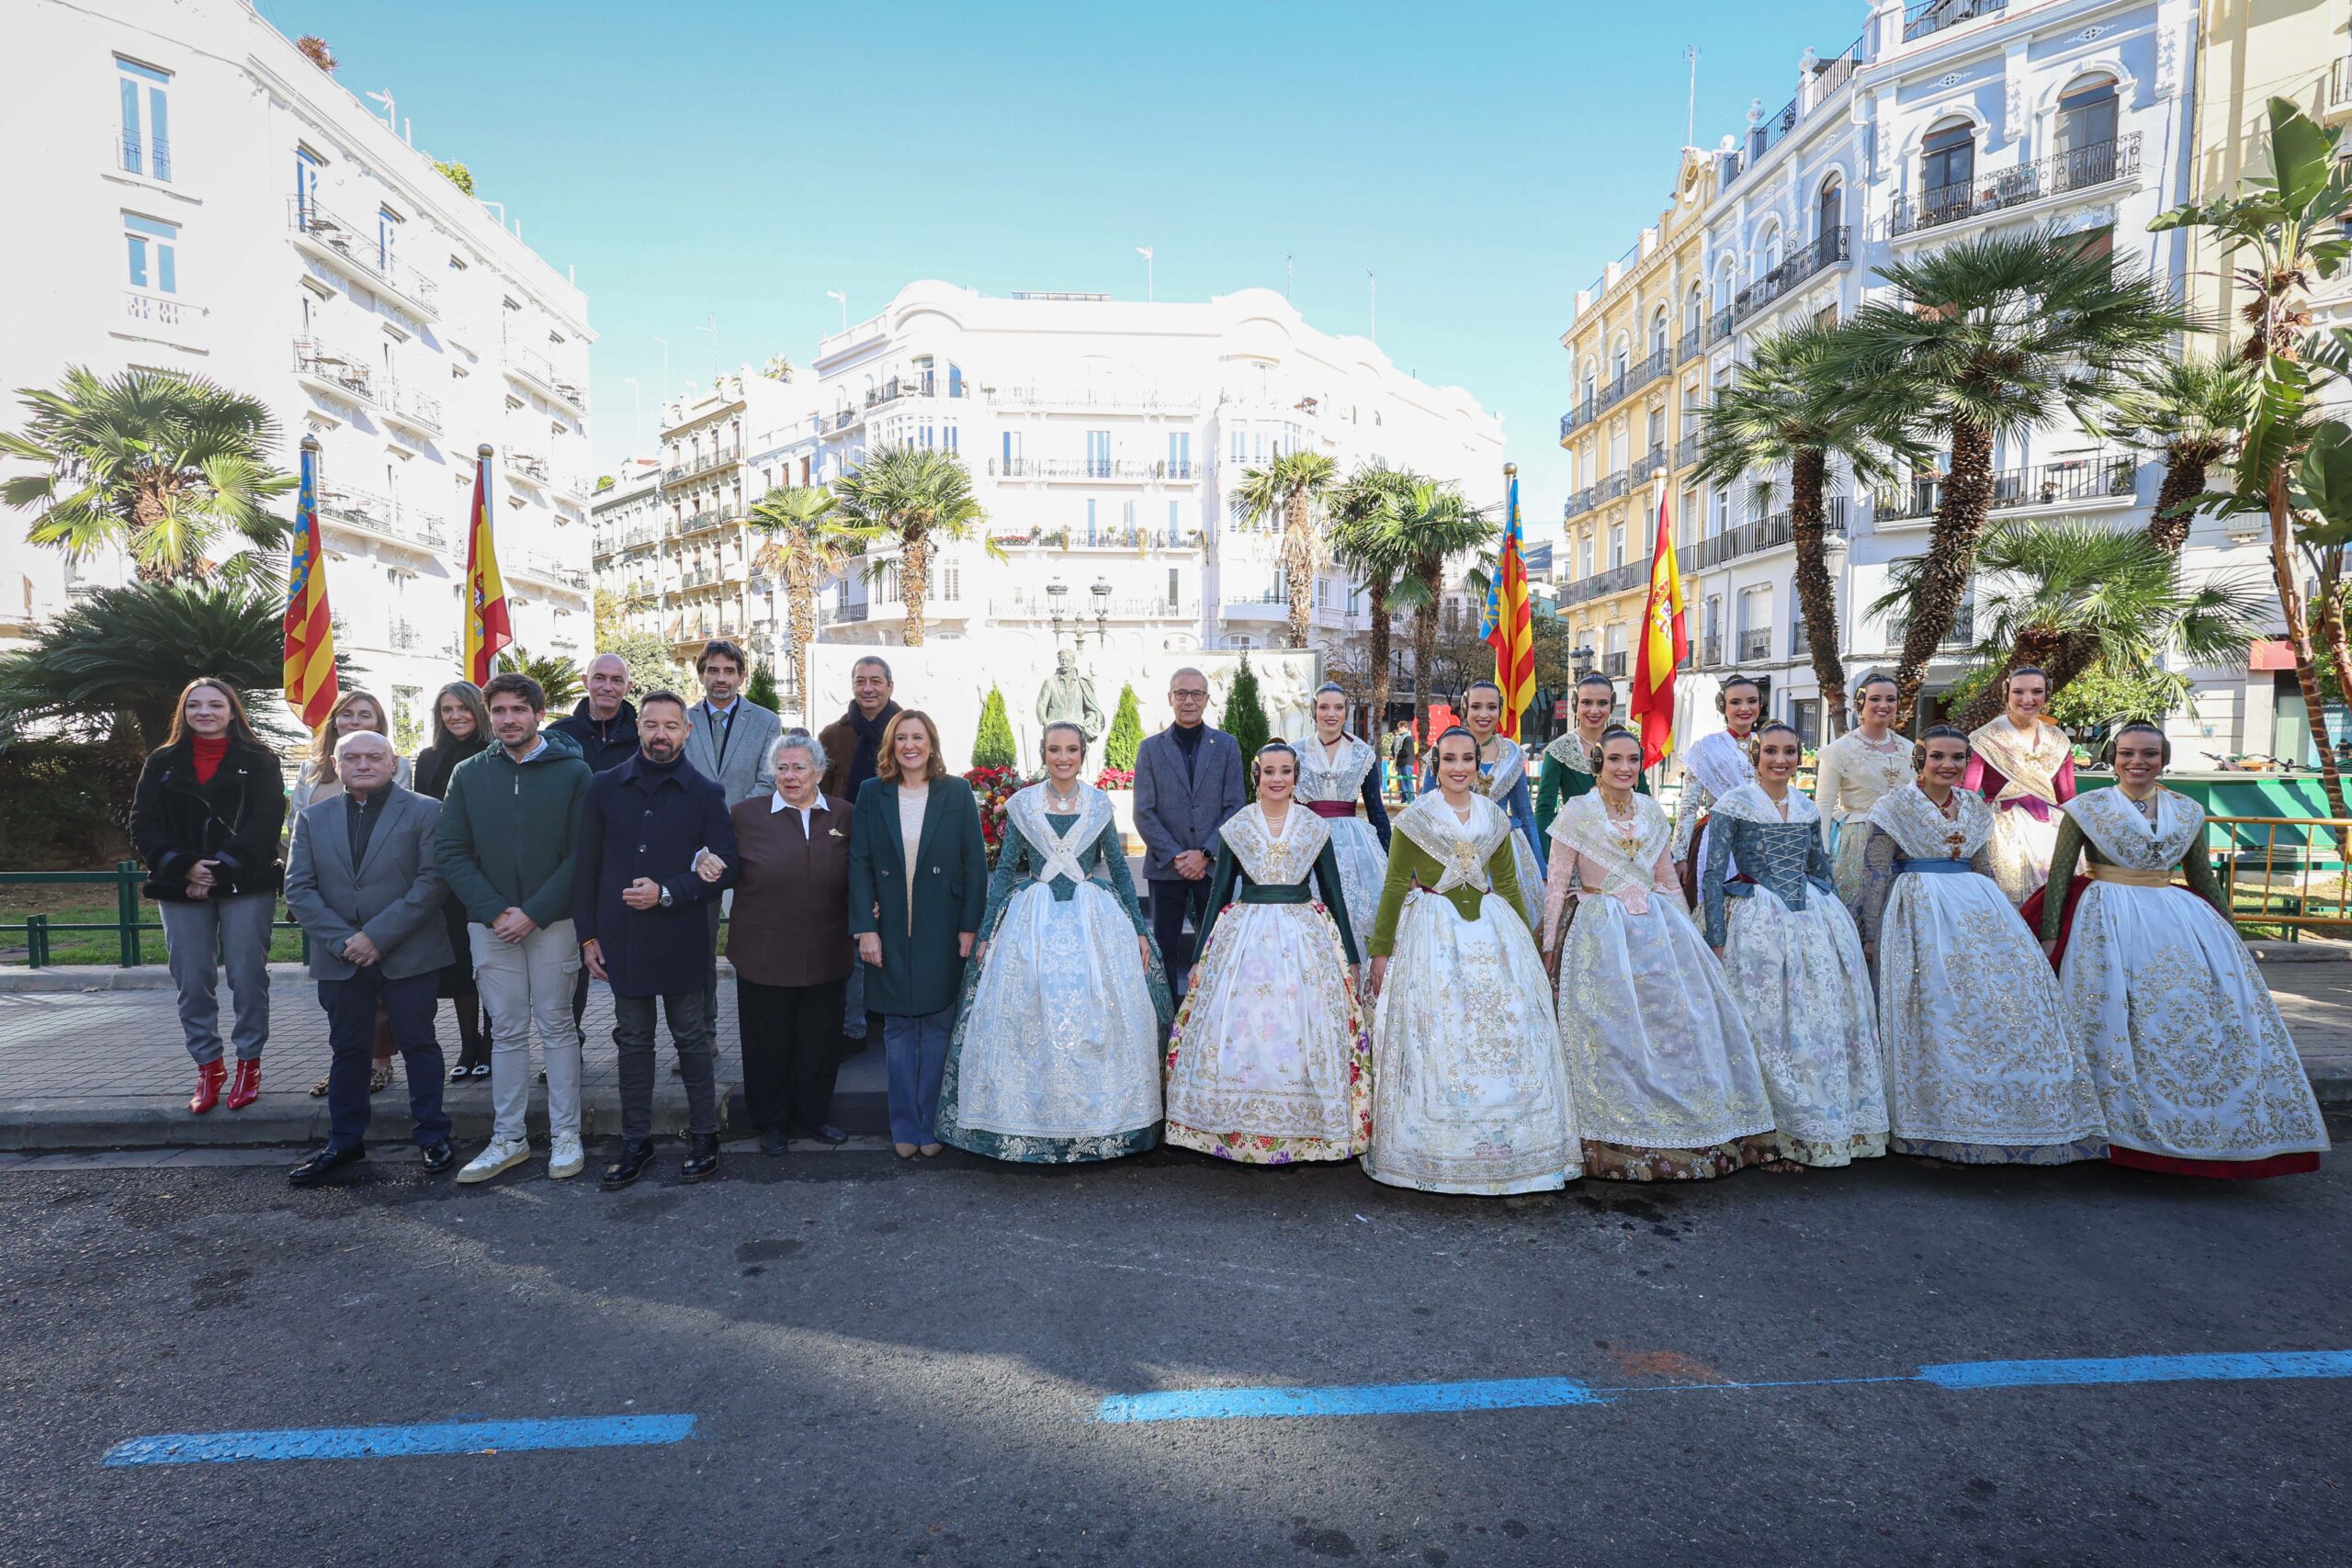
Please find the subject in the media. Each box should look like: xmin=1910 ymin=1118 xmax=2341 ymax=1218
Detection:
xmin=0 ymin=883 xmax=306 ymax=966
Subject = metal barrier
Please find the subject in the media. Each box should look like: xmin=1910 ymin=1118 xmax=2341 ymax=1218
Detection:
xmin=2205 ymin=816 xmax=2352 ymax=935
xmin=0 ymin=862 xmax=309 ymax=967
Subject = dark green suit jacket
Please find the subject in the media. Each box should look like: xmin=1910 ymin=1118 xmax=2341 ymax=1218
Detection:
xmin=847 ymin=775 xmax=988 ymax=1017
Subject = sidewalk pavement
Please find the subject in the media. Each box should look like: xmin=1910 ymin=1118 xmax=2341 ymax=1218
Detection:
xmin=0 ymin=960 xmax=887 ymax=1151
xmin=4 ymin=945 xmax=2351 ymax=1152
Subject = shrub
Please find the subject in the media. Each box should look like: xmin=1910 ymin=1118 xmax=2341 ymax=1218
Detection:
xmin=1221 ymin=655 xmax=1271 ymax=790
xmin=1104 ymin=682 xmax=1144 ymax=773
xmin=971 ymin=685 xmax=1018 ymax=770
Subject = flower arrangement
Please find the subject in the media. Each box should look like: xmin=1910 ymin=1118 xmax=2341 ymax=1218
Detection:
xmin=963 ymin=763 xmax=1032 ymax=867
xmin=1094 ymin=766 xmax=1136 ymax=791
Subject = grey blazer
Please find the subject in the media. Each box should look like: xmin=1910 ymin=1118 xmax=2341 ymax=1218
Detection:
xmin=283 ymin=785 xmax=454 ymax=982
xmin=1133 ymin=725 xmax=1247 ymax=882
xmin=686 ymin=699 xmax=781 ymax=808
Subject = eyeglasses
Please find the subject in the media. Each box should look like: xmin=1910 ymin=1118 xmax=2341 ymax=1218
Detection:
xmin=1170 ymin=688 xmax=1208 ymax=700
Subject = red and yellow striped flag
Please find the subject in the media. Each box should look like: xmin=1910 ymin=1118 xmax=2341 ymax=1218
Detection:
xmin=1478 ymin=470 xmax=1535 ymax=741
xmin=1629 ymin=487 xmax=1688 ymax=768
xmin=462 ymin=446 xmax=512 ymax=685
xmin=282 ymin=441 xmax=337 ymax=729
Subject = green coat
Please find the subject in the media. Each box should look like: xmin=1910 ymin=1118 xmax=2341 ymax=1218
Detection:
xmin=847 ymin=775 xmax=989 ymax=1017
xmin=433 ymin=728 xmax=593 ymax=930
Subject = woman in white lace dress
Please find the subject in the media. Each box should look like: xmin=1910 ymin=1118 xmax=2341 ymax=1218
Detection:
xmin=1294 ymin=682 xmax=1389 ymax=936
xmin=1964 ymin=667 xmax=2077 ymax=908
xmin=1855 ymin=726 xmax=2105 ymax=1167
xmin=1812 ymin=672 xmax=1913 ymax=908
xmin=1426 ymin=681 xmax=1545 ymax=930
xmin=1700 ymin=723 xmax=1886 ymax=1168
xmin=1367 ymin=728 xmax=1576 ymax=1195
xmin=1544 ymin=728 xmax=1775 ymax=1181
xmin=1669 ymin=674 xmax=1761 ymax=902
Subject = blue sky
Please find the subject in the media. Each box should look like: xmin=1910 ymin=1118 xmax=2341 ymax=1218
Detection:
xmin=260 ymin=0 xmax=1861 ymax=532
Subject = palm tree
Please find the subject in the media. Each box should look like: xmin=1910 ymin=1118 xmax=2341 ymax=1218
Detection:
xmin=2154 ymin=96 xmax=2352 ymax=812
xmin=1872 ymin=518 xmax=2265 ymax=733
xmin=1237 ymin=448 xmax=1340 ymax=650
xmin=494 ymin=648 xmax=584 ymax=709
xmin=0 ymin=367 xmax=294 ymax=587
xmin=2096 ymin=355 xmax=2254 ymax=554
xmin=747 ymin=484 xmax=861 ymax=722
xmin=1387 ymin=481 xmax=1494 ymax=725
xmin=1692 ymin=320 xmax=1919 ymax=738
xmin=0 ymin=581 xmax=297 ymax=746
xmin=830 ymin=446 xmax=992 ymax=648
xmin=1826 ymin=227 xmax=2187 ymax=725
xmin=1327 ymin=466 xmax=1422 ymax=732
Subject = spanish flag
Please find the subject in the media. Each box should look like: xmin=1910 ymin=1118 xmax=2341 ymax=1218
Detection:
xmin=462 ymin=445 xmax=512 ymax=685
xmin=281 ymin=439 xmax=337 ymax=729
xmin=1628 ymin=486 xmax=1687 ymax=768
xmin=1478 ymin=469 xmax=1535 ymax=741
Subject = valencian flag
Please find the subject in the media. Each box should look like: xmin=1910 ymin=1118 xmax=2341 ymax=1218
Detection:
xmin=462 ymin=445 xmax=512 ymax=684
xmin=1477 ymin=468 xmax=1536 ymax=741
xmin=1628 ymin=486 xmax=1688 ymax=768
xmin=281 ymin=439 xmax=338 ymax=729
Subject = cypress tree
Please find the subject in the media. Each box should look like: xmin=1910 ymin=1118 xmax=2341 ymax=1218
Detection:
xmin=743 ymin=660 xmax=779 ymax=712
xmin=1221 ymin=655 xmax=1271 ymax=789
xmin=971 ymin=684 xmax=1017 ymax=769
xmin=1104 ymin=682 xmax=1144 ymax=773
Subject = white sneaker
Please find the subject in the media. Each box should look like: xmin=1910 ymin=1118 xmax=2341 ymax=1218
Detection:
xmin=456 ymin=1136 xmax=532 ymax=1184
xmin=548 ymin=1134 xmax=584 ymax=1180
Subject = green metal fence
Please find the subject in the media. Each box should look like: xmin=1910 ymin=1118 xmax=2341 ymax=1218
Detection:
xmin=0 ymin=862 xmax=308 ymax=967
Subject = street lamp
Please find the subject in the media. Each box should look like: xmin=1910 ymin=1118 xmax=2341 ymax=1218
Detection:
xmin=1090 ymin=577 xmax=1113 ymax=644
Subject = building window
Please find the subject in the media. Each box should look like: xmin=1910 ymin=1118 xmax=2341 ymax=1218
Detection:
xmin=1685 ymin=283 xmax=1703 ymax=336
xmin=1921 ymin=118 xmax=1976 ymax=217
xmin=1611 ymin=339 xmax=1629 ymax=380
xmin=1123 ymin=499 xmax=1137 ymax=531
xmin=378 ymin=208 xmax=401 ymax=271
xmin=1229 ymin=421 xmax=1249 ymax=462
xmin=1081 ymin=430 xmax=1110 ymax=477
xmin=1817 ymin=175 xmax=1843 ymax=240
xmin=294 ymin=147 xmax=322 ymax=223
xmin=1608 ymin=523 xmax=1626 ymax=570
xmin=1649 ymin=309 xmax=1669 ymax=360
xmin=941 ymin=562 xmax=960 ymax=602
xmin=1168 ymin=568 xmax=1180 ymax=608
xmin=117 ymin=58 xmax=172 ymax=181
xmin=1001 ymin=430 xmax=1021 ymax=466
xmin=947 ymin=363 xmax=965 ymax=398
xmin=944 ymin=423 xmax=958 ymax=453
xmin=1168 ymin=431 xmax=1190 ymax=473
xmin=1578 ymin=531 xmax=1594 ymax=578
xmin=1792 ymin=698 xmax=1821 ymax=750
xmin=2056 ymin=74 xmax=2120 ymax=172
xmin=124 ymin=212 xmax=178 ymax=293
xmin=1167 ymin=500 xmax=1181 ymax=537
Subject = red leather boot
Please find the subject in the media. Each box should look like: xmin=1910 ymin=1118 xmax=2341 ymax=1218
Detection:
xmin=225 ymin=1059 xmax=261 ymax=1111
xmin=189 ymin=1060 xmax=227 ymax=1114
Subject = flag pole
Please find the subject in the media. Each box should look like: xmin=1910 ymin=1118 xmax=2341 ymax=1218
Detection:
xmin=1502 ymin=461 xmax=1518 ymax=741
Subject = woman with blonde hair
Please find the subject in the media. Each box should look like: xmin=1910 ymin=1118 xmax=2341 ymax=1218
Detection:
xmin=1964 ymin=666 xmax=2075 ymax=907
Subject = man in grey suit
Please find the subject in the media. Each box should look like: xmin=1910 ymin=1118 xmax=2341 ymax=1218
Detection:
xmin=1133 ymin=666 xmax=1246 ymax=1003
xmin=281 ymin=731 xmax=457 ymax=1185
xmin=684 ymin=638 xmax=780 ymax=1029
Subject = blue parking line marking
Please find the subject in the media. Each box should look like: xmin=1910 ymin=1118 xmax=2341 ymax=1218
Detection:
xmin=1097 ymin=1349 xmax=2352 ymax=1423
xmin=1916 ymin=1350 xmax=2352 ymax=1390
xmin=1097 ymin=1376 xmax=1602 ymax=1424
xmin=102 ymin=1414 xmax=696 ymax=1466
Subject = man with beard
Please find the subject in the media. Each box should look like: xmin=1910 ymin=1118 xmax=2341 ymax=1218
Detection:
xmin=574 ymin=691 xmax=738 ymax=1188
xmin=552 ymin=652 xmax=640 ymax=1047
xmin=819 ymin=656 xmax=900 ymax=800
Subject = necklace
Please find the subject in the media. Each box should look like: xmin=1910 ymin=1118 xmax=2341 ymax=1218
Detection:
xmin=1045 ymin=781 xmax=1082 ymax=810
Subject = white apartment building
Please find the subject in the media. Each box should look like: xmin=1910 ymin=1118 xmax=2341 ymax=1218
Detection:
xmin=591 ymin=281 xmax=1504 ymax=734
xmin=1574 ymin=0 xmax=2229 ymax=757
xmin=0 ymin=0 xmax=594 ymax=747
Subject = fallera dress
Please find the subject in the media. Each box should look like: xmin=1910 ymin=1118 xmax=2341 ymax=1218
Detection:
xmin=1545 ymin=791 xmax=1776 ymax=1181
xmin=1812 ymin=728 xmax=1914 ymax=908
xmin=1700 ymin=783 xmax=1887 ymax=1168
xmin=1964 ymin=716 xmax=2077 ymax=908
xmin=936 ymin=782 xmax=1170 ymax=1163
xmin=1426 ymin=736 xmax=1546 ymax=930
xmin=1293 ymin=733 xmax=1390 ymax=941
xmin=1162 ymin=803 xmax=1370 ymax=1164
xmin=2039 ymin=786 xmax=2328 ymax=1179
xmin=1669 ymin=728 xmax=1757 ymax=896
xmin=1856 ymin=783 xmax=2106 ymax=1165
xmin=1533 ymin=729 xmax=1647 ymax=841
xmin=1365 ymin=792 xmax=1577 ymax=1195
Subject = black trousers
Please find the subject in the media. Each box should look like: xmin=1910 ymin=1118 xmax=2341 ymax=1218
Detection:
xmin=738 ymin=976 xmax=846 ymax=1134
xmin=612 ymin=989 xmax=716 ymax=1142
xmin=1148 ymin=876 xmax=1216 ymax=999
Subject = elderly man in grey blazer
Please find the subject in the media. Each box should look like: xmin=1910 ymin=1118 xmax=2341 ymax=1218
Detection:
xmin=1133 ymin=666 xmax=1246 ymax=1003
xmin=281 ymin=729 xmax=457 ymax=1185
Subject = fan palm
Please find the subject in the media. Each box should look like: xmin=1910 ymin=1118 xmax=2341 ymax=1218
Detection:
xmin=494 ymin=648 xmax=584 ymax=709
xmin=2094 ymin=356 xmax=2255 ymax=554
xmin=1237 ymin=448 xmax=1340 ymax=650
xmin=829 ymin=446 xmax=993 ymax=648
xmin=1385 ymin=481 xmax=1494 ymax=725
xmin=1871 ymin=519 xmax=2265 ymax=733
xmin=0 ymin=581 xmax=299 ymax=746
xmin=1826 ymin=227 xmax=2187 ymax=725
xmin=1693 ymin=320 xmax=1921 ymax=735
xmin=1326 ymin=466 xmax=1422 ymax=733
xmin=0 ymin=367 xmax=294 ymax=587
xmin=747 ymin=485 xmax=862 ymax=721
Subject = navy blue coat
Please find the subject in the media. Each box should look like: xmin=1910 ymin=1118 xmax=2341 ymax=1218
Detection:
xmin=572 ymin=750 xmax=738 ymax=998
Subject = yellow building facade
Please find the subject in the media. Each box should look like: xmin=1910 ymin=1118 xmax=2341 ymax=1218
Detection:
xmin=1555 ymin=149 xmax=1721 ymax=694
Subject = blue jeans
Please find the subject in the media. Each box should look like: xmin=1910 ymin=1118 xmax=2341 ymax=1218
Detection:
xmin=883 ymin=1009 xmax=953 ymax=1145
xmin=160 ymin=893 xmax=274 ymax=1064
xmin=320 ymin=968 xmax=450 ymax=1150
xmin=1396 ymin=763 xmax=1416 ymax=803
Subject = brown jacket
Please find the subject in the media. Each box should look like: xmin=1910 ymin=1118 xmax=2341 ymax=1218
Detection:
xmin=817 ymin=701 xmax=899 ymax=799
xmin=725 ymin=792 xmax=855 ymax=987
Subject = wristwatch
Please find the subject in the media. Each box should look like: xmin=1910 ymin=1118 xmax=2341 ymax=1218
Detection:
xmin=658 ymin=885 xmax=673 ymax=908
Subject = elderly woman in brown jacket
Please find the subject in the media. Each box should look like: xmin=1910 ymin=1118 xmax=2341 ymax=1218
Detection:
xmin=725 ymin=730 xmax=855 ymax=1155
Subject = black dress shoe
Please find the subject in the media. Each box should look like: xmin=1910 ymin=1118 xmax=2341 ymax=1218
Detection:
xmin=758 ymin=1127 xmax=788 ymax=1156
xmin=419 ymin=1141 xmax=456 ymax=1175
xmin=601 ymin=1139 xmax=658 ymax=1190
xmin=678 ymin=1132 xmax=721 ymax=1183
xmin=794 ymin=1122 xmax=848 ymax=1146
xmin=288 ymin=1144 xmax=365 ymax=1187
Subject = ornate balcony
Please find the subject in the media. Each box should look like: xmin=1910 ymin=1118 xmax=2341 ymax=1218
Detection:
xmin=1732 ymin=228 xmax=1849 ymax=324
xmin=1889 ymin=136 xmax=2141 ymax=239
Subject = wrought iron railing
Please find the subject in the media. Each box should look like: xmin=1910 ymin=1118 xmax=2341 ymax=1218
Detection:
xmin=1904 ymin=0 xmax=2007 ymax=42
xmin=1733 ymin=228 xmax=1849 ymax=322
xmin=1890 ymin=135 xmax=2141 ymax=237
xmin=1874 ymin=456 xmax=2138 ymax=522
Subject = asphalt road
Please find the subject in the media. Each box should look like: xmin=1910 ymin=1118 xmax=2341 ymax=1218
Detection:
xmin=4 ymin=1121 xmax=2350 ymax=1567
